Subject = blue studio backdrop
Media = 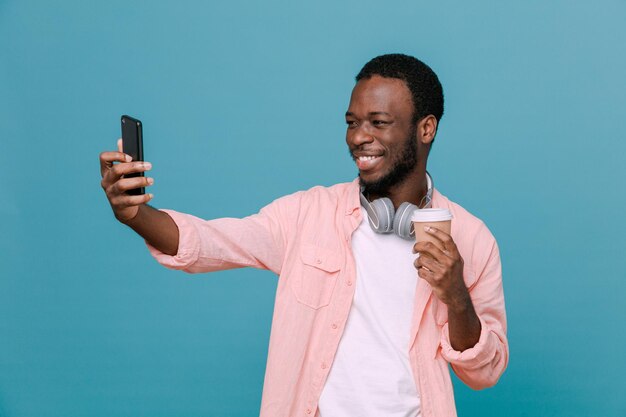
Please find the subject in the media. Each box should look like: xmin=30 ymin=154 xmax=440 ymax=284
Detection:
xmin=1 ymin=1 xmax=625 ymax=416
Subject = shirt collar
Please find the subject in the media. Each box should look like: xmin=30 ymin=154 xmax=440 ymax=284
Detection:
xmin=345 ymin=177 xmax=362 ymax=215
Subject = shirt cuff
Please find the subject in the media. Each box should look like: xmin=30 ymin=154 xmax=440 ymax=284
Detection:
xmin=439 ymin=316 xmax=496 ymax=369
xmin=145 ymin=209 xmax=201 ymax=270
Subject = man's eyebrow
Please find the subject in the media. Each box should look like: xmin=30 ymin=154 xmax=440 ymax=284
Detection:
xmin=345 ymin=111 xmax=392 ymax=117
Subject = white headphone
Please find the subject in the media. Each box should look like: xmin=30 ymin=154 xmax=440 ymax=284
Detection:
xmin=359 ymin=171 xmax=434 ymax=240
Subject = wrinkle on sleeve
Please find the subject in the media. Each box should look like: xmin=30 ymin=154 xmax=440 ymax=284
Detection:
xmin=146 ymin=209 xmax=202 ymax=270
xmin=145 ymin=193 xmax=297 ymax=275
xmin=441 ymin=225 xmax=509 ymax=390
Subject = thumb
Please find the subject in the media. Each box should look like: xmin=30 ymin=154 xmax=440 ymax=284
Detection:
xmin=117 ymin=138 xmax=123 ymax=153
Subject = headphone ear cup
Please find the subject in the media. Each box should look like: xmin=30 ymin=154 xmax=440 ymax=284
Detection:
xmin=393 ymin=202 xmax=418 ymax=240
xmin=370 ymin=197 xmax=395 ymax=233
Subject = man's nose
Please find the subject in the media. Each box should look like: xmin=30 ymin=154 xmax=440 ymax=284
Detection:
xmin=351 ymin=126 xmax=375 ymax=146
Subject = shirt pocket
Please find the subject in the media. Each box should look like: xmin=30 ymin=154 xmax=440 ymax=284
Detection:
xmin=291 ymin=243 xmax=342 ymax=309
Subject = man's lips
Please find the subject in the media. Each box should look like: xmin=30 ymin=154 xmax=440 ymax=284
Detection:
xmin=354 ymin=154 xmax=383 ymax=171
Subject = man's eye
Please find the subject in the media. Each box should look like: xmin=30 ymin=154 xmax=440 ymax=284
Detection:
xmin=372 ymin=120 xmax=389 ymax=126
xmin=346 ymin=120 xmax=357 ymax=127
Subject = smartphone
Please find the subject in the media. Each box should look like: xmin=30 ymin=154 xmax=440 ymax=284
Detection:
xmin=121 ymin=115 xmax=144 ymax=195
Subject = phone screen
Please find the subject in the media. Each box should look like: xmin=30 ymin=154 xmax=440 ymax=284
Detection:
xmin=121 ymin=115 xmax=144 ymax=195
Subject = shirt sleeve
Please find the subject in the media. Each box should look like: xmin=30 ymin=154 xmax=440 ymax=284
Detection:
xmin=439 ymin=224 xmax=509 ymax=390
xmin=145 ymin=193 xmax=296 ymax=275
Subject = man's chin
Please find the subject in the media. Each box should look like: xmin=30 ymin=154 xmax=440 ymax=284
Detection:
xmin=359 ymin=164 xmax=417 ymax=196
xmin=358 ymin=172 xmax=390 ymax=195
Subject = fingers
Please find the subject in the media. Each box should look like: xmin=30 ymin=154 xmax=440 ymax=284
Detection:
xmin=413 ymin=239 xmax=448 ymax=261
xmin=413 ymin=256 xmax=438 ymax=287
xmin=109 ymin=192 xmax=154 ymax=211
xmin=414 ymin=226 xmax=458 ymax=258
xmin=415 ymin=263 xmax=435 ymax=282
xmin=101 ymin=168 xmax=152 ymax=205
xmin=100 ymin=151 xmax=131 ymax=165
xmin=101 ymin=161 xmax=152 ymax=188
xmin=424 ymin=226 xmax=455 ymax=249
xmin=100 ymin=161 xmax=153 ymax=213
xmin=112 ymin=161 xmax=151 ymax=177
xmin=99 ymin=150 xmax=132 ymax=177
xmin=414 ymin=253 xmax=444 ymax=273
xmin=111 ymin=176 xmax=154 ymax=194
xmin=100 ymin=140 xmax=154 ymax=223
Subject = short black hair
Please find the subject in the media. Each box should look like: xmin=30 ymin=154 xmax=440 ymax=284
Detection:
xmin=356 ymin=53 xmax=444 ymax=126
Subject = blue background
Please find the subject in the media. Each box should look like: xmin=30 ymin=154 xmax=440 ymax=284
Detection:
xmin=1 ymin=1 xmax=625 ymax=416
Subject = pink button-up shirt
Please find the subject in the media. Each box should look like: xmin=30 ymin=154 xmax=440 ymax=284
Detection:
xmin=147 ymin=178 xmax=508 ymax=417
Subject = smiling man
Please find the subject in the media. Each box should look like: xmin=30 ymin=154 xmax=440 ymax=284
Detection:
xmin=100 ymin=53 xmax=508 ymax=417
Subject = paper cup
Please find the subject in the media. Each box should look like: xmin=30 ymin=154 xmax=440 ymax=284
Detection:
xmin=411 ymin=208 xmax=453 ymax=250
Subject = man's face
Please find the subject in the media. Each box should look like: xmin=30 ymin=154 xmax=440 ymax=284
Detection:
xmin=346 ymin=75 xmax=419 ymax=195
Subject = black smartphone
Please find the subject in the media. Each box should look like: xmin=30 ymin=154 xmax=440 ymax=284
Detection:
xmin=121 ymin=115 xmax=144 ymax=195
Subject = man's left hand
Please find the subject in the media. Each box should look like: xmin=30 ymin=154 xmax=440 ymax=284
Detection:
xmin=412 ymin=226 xmax=471 ymax=312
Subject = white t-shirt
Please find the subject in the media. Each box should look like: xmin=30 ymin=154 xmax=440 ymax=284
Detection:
xmin=318 ymin=209 xmax=421 ymax=417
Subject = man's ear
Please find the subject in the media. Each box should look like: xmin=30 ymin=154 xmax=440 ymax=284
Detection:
xmin=417 ymin=115 xmax=438 ymax=146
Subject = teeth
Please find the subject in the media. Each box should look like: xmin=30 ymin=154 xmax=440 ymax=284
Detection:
xmin=358 ymin=156 xmax=380 ymax=161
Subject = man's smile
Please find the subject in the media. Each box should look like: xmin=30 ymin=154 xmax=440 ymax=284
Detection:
xmin=355 ymin=154 xmax=384 ymax=171
xmin=353 ymin=150 xmax=385 ymax=171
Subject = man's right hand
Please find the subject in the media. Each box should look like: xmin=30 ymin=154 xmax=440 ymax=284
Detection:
xmin=99 ymin=138 xmax=154 ymax=224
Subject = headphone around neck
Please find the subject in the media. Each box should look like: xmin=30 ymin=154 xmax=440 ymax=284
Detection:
xmin=359 ymin=171 xmax=434 ymax=240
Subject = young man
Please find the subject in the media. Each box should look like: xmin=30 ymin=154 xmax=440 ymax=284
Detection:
xmin=100 ymin=54 xmax=508 ymax=417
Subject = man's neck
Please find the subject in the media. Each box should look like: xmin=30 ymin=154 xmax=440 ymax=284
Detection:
xmin=366 ymin=168 xmax=429 ymax=210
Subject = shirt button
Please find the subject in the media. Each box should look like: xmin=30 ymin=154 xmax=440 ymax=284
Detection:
xmin=306 ymin=408 xmax=312 ymax=414
xmin=347 ymin=281 xmax=352 ymax=286
xmin=331 ymin=323 xmax=338 ymax=329
xmin=316 ymin=259 xmax=322 ymax=264
xmin=321 ymin=362 xmax=327 ymax=369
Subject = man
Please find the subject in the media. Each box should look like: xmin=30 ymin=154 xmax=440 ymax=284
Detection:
xmin=99 ymin=54 xmax=508 ymax=417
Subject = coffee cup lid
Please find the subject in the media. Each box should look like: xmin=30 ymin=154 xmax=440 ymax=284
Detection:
xmin=411 ymin=208 xmax=453 ymax=222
